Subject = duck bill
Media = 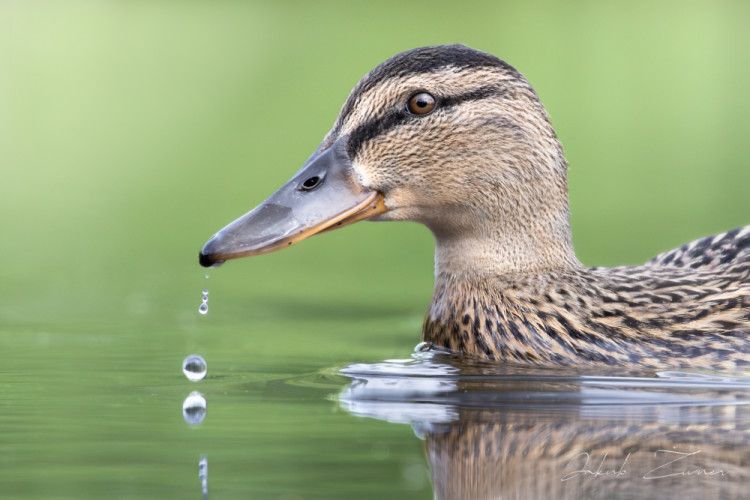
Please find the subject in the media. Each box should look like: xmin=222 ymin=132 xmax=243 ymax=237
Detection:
xmin=199 ymin=137 xmax=386 ymax=267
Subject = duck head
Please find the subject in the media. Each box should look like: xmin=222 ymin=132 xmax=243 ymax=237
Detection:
xmin=200 ymin=45 xmax=579 ymax=276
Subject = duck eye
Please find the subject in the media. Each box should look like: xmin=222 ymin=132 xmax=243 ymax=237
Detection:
xmin=300 ymin=175 xmax=322 ymax=191
xmin=407 ymin=92 xmax=436 ymax=115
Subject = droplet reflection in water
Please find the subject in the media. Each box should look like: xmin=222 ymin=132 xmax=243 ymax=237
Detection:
xmin=182 ymin=391 xmax=207 ymax=425
xmin=198 ymin=455 xmax=208 ymax=500
xmin=183 ymin=354 xmax=207 ymax=381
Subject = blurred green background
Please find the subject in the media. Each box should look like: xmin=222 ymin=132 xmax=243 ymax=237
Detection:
xmin=4 ymin=0 xmax=750 ymax=325
xmin=2 ymin=0 xmax=750 ymax=498
xmin=3 ymin=0 xmax=750 ymax=326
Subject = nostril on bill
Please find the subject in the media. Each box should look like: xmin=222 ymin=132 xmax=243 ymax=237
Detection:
xmin=300 ymin=176 xmax=322 ymax=191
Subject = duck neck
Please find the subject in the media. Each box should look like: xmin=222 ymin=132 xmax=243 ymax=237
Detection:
xmin=431 ymin=210 xmax=582 ymax=283
xmin=424 ymin=226 xmax=588 ymax=363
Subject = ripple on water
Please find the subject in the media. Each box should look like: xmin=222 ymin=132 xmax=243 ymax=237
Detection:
xmin=336 ymin=347 xmax=750 ymax=426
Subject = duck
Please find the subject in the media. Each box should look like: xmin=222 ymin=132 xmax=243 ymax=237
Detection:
xmin=199 ymin=44 xmax=749 ymax=371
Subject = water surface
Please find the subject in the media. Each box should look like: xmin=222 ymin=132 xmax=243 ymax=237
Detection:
xmin=4 ymin=321 xmax=747 ymax=499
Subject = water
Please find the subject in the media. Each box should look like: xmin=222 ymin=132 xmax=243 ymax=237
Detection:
xmin=336 ymin=351 xmax=750 ymax=499
xmin=182 ymin=354 xmax=207 ymax=381
xmin=2 ymin=315 xmax=748 ymax=499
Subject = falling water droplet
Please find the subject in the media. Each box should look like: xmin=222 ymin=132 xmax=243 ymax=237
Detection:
xmin=182 ymin=391 xmax=207 ymax=425
xmin=198 ymin=288 xmax=209 ymax=315
xmin=183 ymin=354 xmax=207 ymax=381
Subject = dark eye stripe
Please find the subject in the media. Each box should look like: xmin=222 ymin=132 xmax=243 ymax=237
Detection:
xmin=346 ymin=85 xmax=509 ymax=157
xmin=440 ymin=85 xmax=511 ymax=109
xmin=338 ymin=45 xmax=521 ymax=127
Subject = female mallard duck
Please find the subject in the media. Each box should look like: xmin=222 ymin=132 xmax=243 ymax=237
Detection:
xmin=199 ymin=45 xmax=749 ymax=371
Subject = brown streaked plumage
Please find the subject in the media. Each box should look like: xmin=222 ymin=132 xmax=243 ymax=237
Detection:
xmin=199 ymin=44 xmax=749 ymax=370
xmin=424 ymin=243 xmax=750 ymax=370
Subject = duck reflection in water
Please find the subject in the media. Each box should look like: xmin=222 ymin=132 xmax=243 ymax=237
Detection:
xmin=338 ymin=352 xmax=750 ymax=500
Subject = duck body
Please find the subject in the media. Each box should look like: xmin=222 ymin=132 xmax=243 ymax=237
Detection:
xmin=425 ymin=225 xmax=750 ymax=370
xmin=199 ymin=45 xmax=749 ymax=370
